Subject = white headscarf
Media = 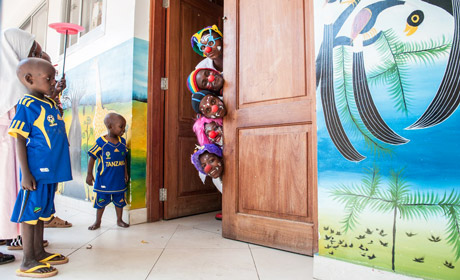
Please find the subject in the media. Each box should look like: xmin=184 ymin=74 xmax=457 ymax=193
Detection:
xmin=0 ymin=28 xmax=35 ymax=117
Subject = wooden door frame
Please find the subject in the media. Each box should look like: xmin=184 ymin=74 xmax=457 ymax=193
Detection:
xmin=146 ymin=0 xmax=166 ymax=222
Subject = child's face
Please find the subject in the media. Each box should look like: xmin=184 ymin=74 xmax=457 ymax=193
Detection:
xmin=199 ymin=152 xmax=223 ymax=179
xmin=199 ymin=95 xmax=226 ymax=119
xmin=28 ymin=65 xmax=57 ymax=96
xmin=200 ymin=31 xmax=223 ymax=60
xmin=109 ymin=118 xmax=126 ymax=137
xmin=204 ymin=121 xmax=223 ymax=146
xmin=196 ymin=69 xmax=223 ymax=92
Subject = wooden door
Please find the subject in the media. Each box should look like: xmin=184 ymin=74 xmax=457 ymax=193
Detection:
xmin=222 ymin=0 xmax=318 ymax=255
xmin=164 ymin=0 xmax=223 ymax=219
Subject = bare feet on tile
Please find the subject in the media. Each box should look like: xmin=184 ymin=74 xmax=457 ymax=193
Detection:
xmin=117 ymin=220 xmax=129 ymax=228
xmin=88 ymin=222 xmax=101 ymax=230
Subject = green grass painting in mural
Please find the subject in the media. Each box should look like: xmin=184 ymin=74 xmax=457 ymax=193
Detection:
xmin=130 ymin=157 xmax=147 ymax=209
xmin=318 ymin=217 xmax=460 ymax=280
xmin=319 ymin=167 xmax=460 ymax=279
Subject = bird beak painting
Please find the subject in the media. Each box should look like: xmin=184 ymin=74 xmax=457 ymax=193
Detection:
xmin=404 ymin=24 xmax=418 ymax=36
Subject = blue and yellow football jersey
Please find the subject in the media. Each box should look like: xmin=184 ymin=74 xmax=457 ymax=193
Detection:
xmin=88 ymin=136 xmax=128 ymax=193
xmin=8 ymin=94 xmax=72 ymax=184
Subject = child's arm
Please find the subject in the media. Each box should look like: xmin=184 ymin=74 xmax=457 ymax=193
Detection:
xmin=53 ymin=74 xmax=66 ymax=116
xmin=16 ymin=135 xmax=36 ymax=190
xmin=86 ymin=157 xmax=95 ymax=186
xmin=124 ymin=158 xmax=129 ymax=183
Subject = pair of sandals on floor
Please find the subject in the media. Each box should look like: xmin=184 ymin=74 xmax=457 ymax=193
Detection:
xmin=16 ymin=253 xmax=69 ymax=278
xmin=1 ymin=239 xmax=68 ymax=278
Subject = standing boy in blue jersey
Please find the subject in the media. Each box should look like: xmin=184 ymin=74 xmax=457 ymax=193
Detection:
xmin=86 ymin=113 xmax=129 ymax=230
xmin=9 ymin=58 xmax=72 ymax=278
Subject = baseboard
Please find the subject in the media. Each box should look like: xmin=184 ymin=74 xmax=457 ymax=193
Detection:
xmin=313 ymin=255 xmax=423 ymax=280
xmin=128 ymin=207 xmax=147 ymax=225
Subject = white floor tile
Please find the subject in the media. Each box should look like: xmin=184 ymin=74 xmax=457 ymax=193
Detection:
xmin=1 ymin=197 xmax=316 ymax=279
xmin=146 ymin=248 xmax=259 ymax=280
xmin=88 ymin=223 xmax=178 ymax=250
xmin=55 ymin=247 xmax=163 ymax=280
xmin=166 ymin=225 xmax=248 ymax=249
xmin=251 ymin=246 xmax=314 ymax=280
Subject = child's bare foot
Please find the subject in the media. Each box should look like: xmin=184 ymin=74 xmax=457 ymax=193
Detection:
xmin=117 ymin=220 xmax=129 ymax=228
xmin=88 ymin=222 xmax=101 ymax=230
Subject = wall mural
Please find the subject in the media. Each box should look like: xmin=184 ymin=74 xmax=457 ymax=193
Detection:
xmin=315 ymin=0 xmax=460 ymax=279
xmin=59 ymin=38 xmax=148 ymax=210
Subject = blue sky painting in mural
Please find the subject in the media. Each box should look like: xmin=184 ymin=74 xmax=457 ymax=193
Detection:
xmin=63 ymin=39 xmax=134 ymax=106
xmin=316 ymin=0 xmax=459 ymax=193
xmin=133 ymin=38 xmax=148 ymax=102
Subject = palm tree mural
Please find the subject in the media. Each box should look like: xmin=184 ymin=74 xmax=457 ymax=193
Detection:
xmin=332 ymin=27 xmax=452 ymax=156
xmin=330 ymin=167 xmax=460 ymax=271
xmin=366 ymin=30 xmax=452 ymax=115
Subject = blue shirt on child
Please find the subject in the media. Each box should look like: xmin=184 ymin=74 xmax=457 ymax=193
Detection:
xmin=8 ymin=94 xmax=72 ymax=184
xmin=88 ymin=136 xmax=128 ymax=193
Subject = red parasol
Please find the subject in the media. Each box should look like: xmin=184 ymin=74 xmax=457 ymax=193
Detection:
xmin=48 ymin=23 xmax=85 ymax=75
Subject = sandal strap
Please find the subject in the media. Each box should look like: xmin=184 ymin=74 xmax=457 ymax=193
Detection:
xmin=24 ymin=263 xmax=50 ymax=273
xmin=9 ymin=236 xmax=22 ymax=247
xmin=40 ymin=253 xmax=62 ymax=263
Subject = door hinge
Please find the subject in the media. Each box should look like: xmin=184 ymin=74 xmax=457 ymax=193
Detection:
xmin=161 ymin=77 xmax=168 ymax=90
xmin=159 ymin=188 xmax=167 ymax=201
xmin=162 ymin=0 xmax=169 ymax=8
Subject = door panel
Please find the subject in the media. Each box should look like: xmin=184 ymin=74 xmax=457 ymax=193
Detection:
xmin=239 ymin=125 xmax=310 ymax=221
xmin=164 ymin=0 xmax=223 ymax=219
xmin=238 ymin=0 xmax=306 ymax=104
xmin=223 ymin=0 xmax=318 ymax=255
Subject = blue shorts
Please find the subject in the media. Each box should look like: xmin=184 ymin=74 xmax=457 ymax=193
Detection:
xmin=11 ymin=183 xmax=57 ymax=225
xmin=93 ymin=192 xmax=127 ymax=209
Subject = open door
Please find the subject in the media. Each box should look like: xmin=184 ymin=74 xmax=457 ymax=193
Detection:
xmin=222 ymin=0 xmax=318 ymax=254
xmin=163 ymin=0 xmax=224 ymax=219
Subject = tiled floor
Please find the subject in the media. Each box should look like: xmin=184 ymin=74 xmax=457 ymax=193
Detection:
xmin=0 ymin=196 xmax=314 ymax=280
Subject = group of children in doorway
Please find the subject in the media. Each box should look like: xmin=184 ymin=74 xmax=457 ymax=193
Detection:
xmin=187 ymin=25 xmax=226 ymax=220
xmin=7 ymin=51 xmax=128 ymax=277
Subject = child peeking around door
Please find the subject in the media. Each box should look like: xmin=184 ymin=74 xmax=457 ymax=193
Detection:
xmin=187 ymin=68 xmax=224 ymax=96
xmin=191 ymin=25 xmax=223 ymax=72
xmin=86 ymin=113 xmax=129 ymax=230
xmin=191 ymin=144 xmax=224 ymax=194
xmin=191 ymin=90 xmax=227 ymax=119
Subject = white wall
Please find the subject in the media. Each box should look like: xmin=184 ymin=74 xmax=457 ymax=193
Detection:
xmin=1 ymin=0 xmax=43 ymax=28
xmin=1 ymin=0 xmax=150 ymax=72
xmin=134 ymin=0 xmax=149 ymax=41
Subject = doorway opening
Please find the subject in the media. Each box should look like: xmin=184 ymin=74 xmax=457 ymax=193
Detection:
xmin=146 ymin=0 xmax=224 ymax=221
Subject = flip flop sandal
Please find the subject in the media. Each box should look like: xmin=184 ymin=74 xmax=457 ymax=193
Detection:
xmin=7 ymin=236 xmax=49 ymax=250
xmin=16 ymin=263 xmax=58 ymax=278
xmin=40 ymin=253 xmax=69 ymax=265
xmin=44 ymin=216 xmax=72 ymax=228
xmin=0 ymin=253 xmax=15 ymax=265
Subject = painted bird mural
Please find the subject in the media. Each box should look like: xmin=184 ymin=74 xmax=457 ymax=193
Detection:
xmin=407 ymin=0 xmax=460 ymax=129
xmin=318 ymin=0 xmax=457 ymax=162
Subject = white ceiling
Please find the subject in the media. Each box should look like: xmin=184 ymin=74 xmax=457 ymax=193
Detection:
xmin=1 ymin=0 xmax=44 ymax=29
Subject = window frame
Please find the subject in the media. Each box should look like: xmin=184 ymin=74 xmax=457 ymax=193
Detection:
xmin=59 ymin=0 xmax=107 ymax=55
xmin=20 ymin=1 xmax=49 ymax=51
